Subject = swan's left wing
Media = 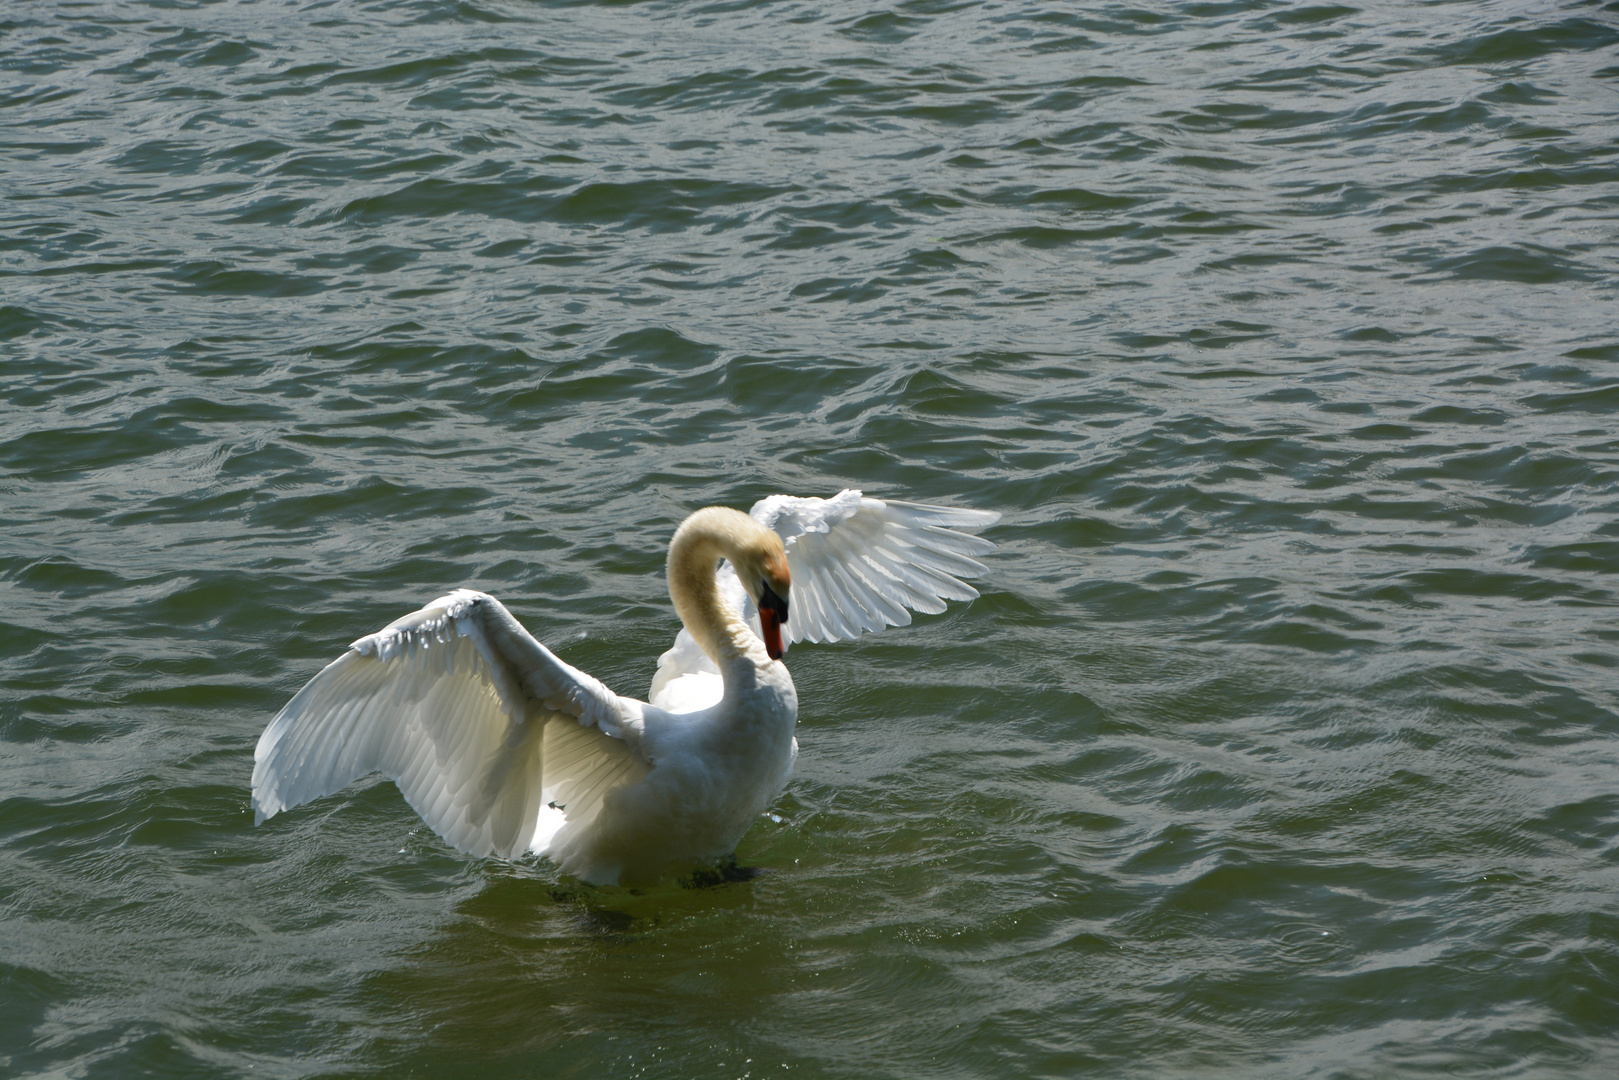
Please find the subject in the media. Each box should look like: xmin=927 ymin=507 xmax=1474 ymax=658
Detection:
xmin=252 ymin=589 xmax=647 ymax=860
xmin=751 ymin=490 xmax=999 ymax=645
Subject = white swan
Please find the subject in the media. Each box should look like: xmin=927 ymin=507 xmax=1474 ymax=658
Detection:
xmin=251 ymin=490 xmax=997 ymax=887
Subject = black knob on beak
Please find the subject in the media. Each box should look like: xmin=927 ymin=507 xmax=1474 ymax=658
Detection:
xmin=758 ymin=580 xmax=789 ymax=661
xmin=759 ymin=581 xmax=789 ymax=624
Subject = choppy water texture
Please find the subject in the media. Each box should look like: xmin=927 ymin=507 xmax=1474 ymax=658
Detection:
xmin=4 ymin=0 xmax=1619 ymax=1075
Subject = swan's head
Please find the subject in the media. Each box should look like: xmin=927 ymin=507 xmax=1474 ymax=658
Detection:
xmin=668 ymin=506 xmax=792 ymax=661
xmin=734 ymin=535 xmax=791 ymax=662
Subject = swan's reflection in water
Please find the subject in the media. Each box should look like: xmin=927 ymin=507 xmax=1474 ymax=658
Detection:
xmin=345 ymin=866 xmax=815 ymax=1074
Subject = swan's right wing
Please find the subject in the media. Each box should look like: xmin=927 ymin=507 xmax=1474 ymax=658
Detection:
xmin=648 ymin=490 xmax=998 ymax=708
xmin=252 ymin=589 xmax=647 ymax=860
xmin=751 ymin=490 xmax=999 ymax=645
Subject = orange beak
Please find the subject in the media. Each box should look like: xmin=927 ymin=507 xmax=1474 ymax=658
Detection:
xmin=758 ymin=581 xmax=788 ymax=661
xmin=759 ymin=607 xmax=783 ymax=661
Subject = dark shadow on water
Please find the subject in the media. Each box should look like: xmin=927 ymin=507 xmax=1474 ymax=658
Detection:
xmin=681 ymin=856 xmax=767 ymax=889
xmin=320 ymin=861 xmax=806 ymax=1076
xmin=532 ymin=856 xmax=770 ymax=933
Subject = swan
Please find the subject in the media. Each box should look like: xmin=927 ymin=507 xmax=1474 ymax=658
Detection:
xmin=251 ymin=490 xmax=998 ymax=887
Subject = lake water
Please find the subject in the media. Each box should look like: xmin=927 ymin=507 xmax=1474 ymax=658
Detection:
xmin=4 ymin=0 xmax=1619 ymax=1076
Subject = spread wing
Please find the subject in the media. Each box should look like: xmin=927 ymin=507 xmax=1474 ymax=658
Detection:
xmin=751 ymin=490 xmax=999 ymax=645
xmin=252 ymin=589 xmax=648 ymax=860
xmin=651 ymin=490 xmax=999 ymax=706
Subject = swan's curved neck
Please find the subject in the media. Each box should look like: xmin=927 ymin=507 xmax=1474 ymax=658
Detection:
xmin=667 ymin=507 xmax=769 ymax=671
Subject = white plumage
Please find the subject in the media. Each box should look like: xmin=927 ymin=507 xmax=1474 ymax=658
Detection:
xmin=252 ymin=490 xmax=997 ymax=886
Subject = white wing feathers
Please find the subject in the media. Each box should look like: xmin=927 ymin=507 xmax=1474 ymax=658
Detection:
xmin=751 ymin=490 xmax=999 ymax=645
xmin=649 ymin=490 xmax=997 ymax=708
xmin=252 ymin=589 xmax=646 ymax=860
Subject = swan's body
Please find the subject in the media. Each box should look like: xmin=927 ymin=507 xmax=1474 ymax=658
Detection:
xmin=252 ymin=490 xmax=997 ymax=886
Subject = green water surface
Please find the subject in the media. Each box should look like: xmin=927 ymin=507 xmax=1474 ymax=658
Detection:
xmin=3 ymin=1 xmax=1619 ymax=1077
